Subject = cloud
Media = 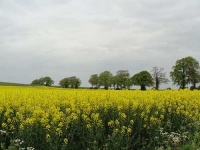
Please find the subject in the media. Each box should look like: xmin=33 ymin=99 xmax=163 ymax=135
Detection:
xmin=0 ymin=0 xmax=200 ymax=88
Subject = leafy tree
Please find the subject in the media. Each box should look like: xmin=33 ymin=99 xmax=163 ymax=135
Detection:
xmin=75 ymin=78 xmax=82 ymax=88
xmin=59 ymin=78 xmax=70 ymax=88
xmin=88 ymin=74 xmax=99 ymax=88
xmin=69 ymin=76 xmax=82 ymax=88
xmin=59 ymin=76 xmax=81 ymax=88
xmin=31 ymin=79 xmax=40 ymax=85
xmin=151 ymin=66 xmax=170 ymax=90
xmin=188 ymin=66 xmax=200 ymax=89
xmin=43 ymin=76 xmax=54 ymax=86
xmin=126 ymin=78 xmax=133 ymax=90
xmin=38 ymin=77 xmax=45 ymax=85
xmin=115 ymin=70 xmax=130 ymax=89
xmin=170 ymin=56 xmax=200 ymax=89
xmin=99 ymin=71 xmax=113 ymax=90
xmin=132 ymin=71 xmax=153 ymax=90
xmin=31 ymin=77 xmax=54 ymax=86
xmin=111 ymin=75 xmax=118 ymax=89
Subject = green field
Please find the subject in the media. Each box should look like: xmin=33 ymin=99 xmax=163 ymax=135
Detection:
xmin=0 ymin=82 xmax=29 ymax=86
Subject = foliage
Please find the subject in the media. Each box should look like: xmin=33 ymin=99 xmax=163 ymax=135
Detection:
xmin=39 ymin=77 xmax=45 ymax=85
xmin=170 ymin=56 xmax=200 ymax=89
xmin=0 ymin=86 xmax=200 ymax=149
xmin=31 ymin=77 xmax=54 ymax=86
xmin=31 ymin=79 xmax=40 ymax=85
xmin=115 ymin=70 xmax=130 ymax=89
xmin=110 ymin=75 xmax=118 ymax=89
xmin=59 ymin=78 xmax=70 ymax=88
xmin=43 ymin=77 xmax=54 ymax=86
xmin=151 ymin=66 xmax=170 ymax=90
xmin=69 ymin=76 xmax=81 ymax=88
xmin=132 ymin=70 xmax=153 ymax=90
xmin=99 ymin=71 xmax=113 ymax=89
xmin=88 ymin=74 xmax=99 ymax=88
xmin=59 ymin=76 xmax=81 ymax=88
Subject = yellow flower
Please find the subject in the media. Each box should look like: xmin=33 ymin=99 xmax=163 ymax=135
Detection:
xmin=87 ymin=124 xmax=92 ymax=130
xmin=119 ymin=112 xmax=127 ymax=120
xmin=7 ymin=118 xmax=12 ymax=123
xmin=58 ymin=122 xmax=63 ymax=128
xmin=46 ymin=124 xmax=51 ymax=130
xmin=115 ymin=119 xmax=120 ymax=126
xmin=127 ymin=127 xmax=132 ymax=134
xmin=64 ymin=138 xmax=68 ymax=144
xmin=56 ymin=128 xmax=62 ymax=136
xmin=2 ymin=123 xmax=7 ymax=128
xmin=121 ymin=126 xmax=126 ymax=133
xmin=130 ymin=120 xmax=134 ymax=125
xmin=108 ymin=120 xmax=114 ymax=127
xmin=46 ymin=134 xmax=50 ymax=139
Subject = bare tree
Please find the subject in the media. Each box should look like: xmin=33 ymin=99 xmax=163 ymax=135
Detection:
xmin=151 ymin=66 xmax=169 ymax=90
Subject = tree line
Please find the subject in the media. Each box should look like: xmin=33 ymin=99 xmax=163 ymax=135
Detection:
xmin=88 ymin=68 xmax=167 ymax=90
xmin=31 ymin=56 xmax=200 ymax=90
xmin=31 ymin=76 xmax=81 ymax=89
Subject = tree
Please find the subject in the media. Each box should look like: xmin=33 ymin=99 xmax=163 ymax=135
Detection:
xmin=151 ymin=66 xmax=170 ymax=90
xmin=31 ymin=79 xmax=40 ymax=85
xmin=38 ymin=77 xmax=45 ymax=85
xmin=99 ymin=71 xmax=113 ymax=90
xmin=132 ymin=71 xmax=153 ymax=90
xmin=88 ymin=74 xmax=99 ymax=88
xmin=188 ymin=66 xmax=200 ymax=89
xmin=31 ymin=77 xmax=54 ymax=86
xmin=59 ymin=78 xmax=70 ymax=88
xmin=69 ymin=76 xmax=82 ymax=88
xmin=74 ymin=77 xmax=82 ymax=89
xmin=126 ymin=78 xmax=133 ymax=90
xmin=59 ymin=76 xmax=81 ymax=88
xmin=115 ymin=70 xmax=130 ymax=89
xmin=43 ymin=76 xmax=54 ymax=86
xmin=111 ymin=75 xmax=118 ymax=89
xmin=170 ymin=56 xmax=200 ymax=89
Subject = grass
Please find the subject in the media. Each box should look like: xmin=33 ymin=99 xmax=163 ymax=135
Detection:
xmin=0 ymin=82 xmax=90 ymax=89
xmin=0 ymin=81 xmax=29 ymax=86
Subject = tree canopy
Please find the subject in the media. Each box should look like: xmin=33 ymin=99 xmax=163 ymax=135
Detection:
xmin=115 ymin=70 xmax=130 ymax=89
xmin=132 ymin=71 xmax=153 ymax=90
xmin=99 ymin=71 xmax=113 ymax=90
xmin=170 ymin=56 xmax=200 ymax=89
xmin=59 ymin=76 xmax=81 ymax=88
xmin=59 ymin=78 xmax=70 ymax=88
xmin=43 ymin=76 xmax=54 ymax=86
xmin=31 ymin=76 xmax=54 ymax=86
xmin=88 ymin=74 xmax=99 ymax=88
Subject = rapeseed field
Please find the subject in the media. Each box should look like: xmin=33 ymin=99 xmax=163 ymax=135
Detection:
xmin=0 ymin=86 xmax=199 ymax=149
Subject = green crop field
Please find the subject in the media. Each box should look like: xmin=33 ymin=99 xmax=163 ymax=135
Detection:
xmin=0 ymin=82 xmax=29 ymax=86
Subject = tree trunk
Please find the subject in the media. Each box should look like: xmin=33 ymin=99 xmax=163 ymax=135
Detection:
xmin=155 ymin=76 xmax=159 ymax=90
xmin=193 ymin=82 xmax=196 ymax=89
xmin=156 ymin=83 xmax=159 ymax=90
xmin=141 ymin=85 xmax=146 ymax=90
xmin=104 ymin=85 xmax=108 ymax=90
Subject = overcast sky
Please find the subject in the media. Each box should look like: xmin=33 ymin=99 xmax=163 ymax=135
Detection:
xmin=0 ymin=0 xmax=200 ymax=88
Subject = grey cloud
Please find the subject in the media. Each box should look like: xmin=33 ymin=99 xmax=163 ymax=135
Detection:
xmin=0 ymin=0 xmax=200 ymax=88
